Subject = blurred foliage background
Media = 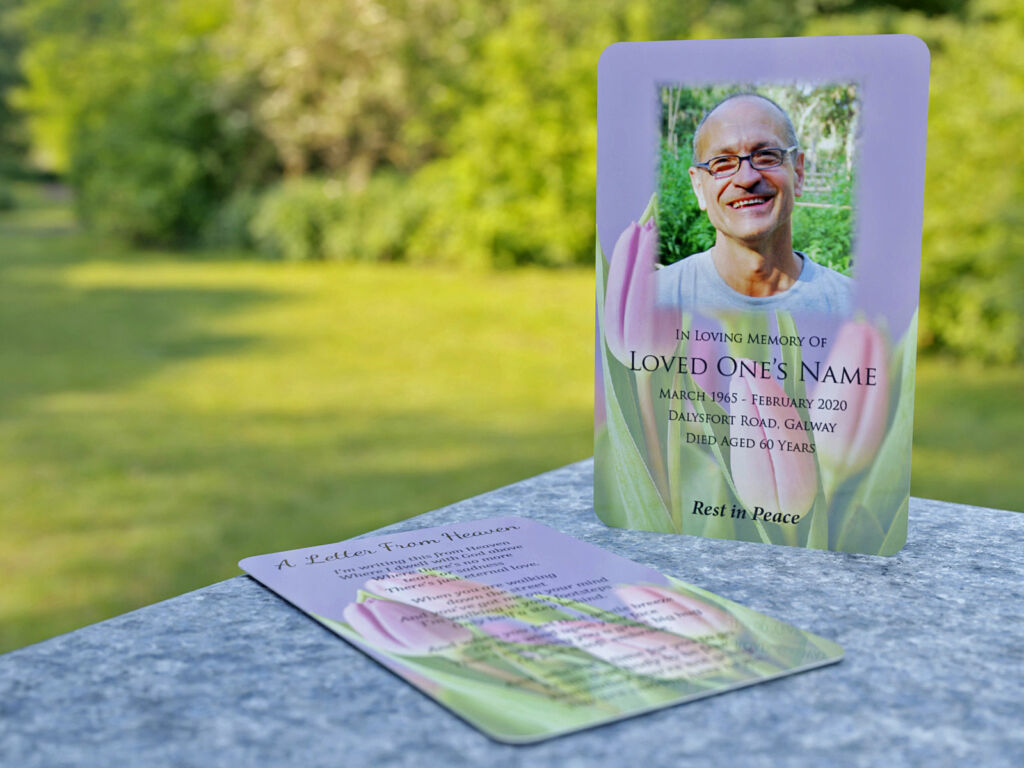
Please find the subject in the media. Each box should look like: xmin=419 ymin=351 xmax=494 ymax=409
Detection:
xmin=3 ymin=0 xmax=1020 ymax=354
xmin=0 ymin=0 xmax=1021 ymax=653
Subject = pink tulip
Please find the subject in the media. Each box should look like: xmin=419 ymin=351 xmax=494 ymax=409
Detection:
xmin=613 ymin=584 xmax=738 ymax=639
xmin=546 ymin=620 xmax=722 ymax=679
xmin=809 ymin=321 xmax=889 ymax=481
xmin=688 ymin=326 xmax=729 ymax=396
xmin=476 ymin=619 xmax=556 ymax=645
xmin=729 ymin=365 xmax=817 ymax=520
xmin=364 ymin=572 xmax=519 ymax=619
xmin=342 ymin=598 xmax=473 ymax=656
xmin=603 ymin=219 xmax=678 ymax=366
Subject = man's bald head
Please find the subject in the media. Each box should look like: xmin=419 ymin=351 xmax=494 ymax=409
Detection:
xmin=692 ymin=93 xmax=798 ymax=163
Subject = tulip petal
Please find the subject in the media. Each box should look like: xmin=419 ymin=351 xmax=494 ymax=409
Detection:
xmin=477 ymin=619 xmax=555 ymax=645
xmin=730 ymin=375 xmax=782 ymax=513
xmin=546 ymin=620 xmax=721 ymax=679
xmin=365 ymin=572 xmax=519 ymax=618
xmin=810 ymin=322 xmax=890 ymax=479
xmin=729 ymin=365 xmax=817 ymax=519
xmin=604 ymin=222 xmax=641 ymax=363
xmin=613 ymin=584 xmax=738 ymax=639
xmin=604 ymin=219 xmax=678 ymax=365
xmin=343 ymin=598 xmax=473 ymax=655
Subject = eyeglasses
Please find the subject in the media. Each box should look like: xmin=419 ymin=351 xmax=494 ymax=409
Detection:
xmin=693 ymin=146 xmax=798 ymax=179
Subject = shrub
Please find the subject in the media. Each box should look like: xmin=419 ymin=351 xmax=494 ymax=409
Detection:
xmin=323 ymin=173 xmax=426 ymax=262
xmin=792 ymin=169 xmax=853 ymax=275
xmin=0 ymin=182 xmax=15 ymax=211
xmin=250 ymin=178 xmax=344 ymax=261
xmin=69 ymin=62 xmax=270 ymax=246
xmin=202 ymin=189 xmax=261 ymax=250
xmin=250 ymin=174 xmax=428 ymax=262
xmin=657 ymin=142 xmax=715 ymax=265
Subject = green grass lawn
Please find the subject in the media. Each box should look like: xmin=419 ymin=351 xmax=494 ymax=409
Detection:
xmin=1 ymin=184 xmax=1021 ymax=654
xmin=912 ymin=358 xmax=1024 ymax=512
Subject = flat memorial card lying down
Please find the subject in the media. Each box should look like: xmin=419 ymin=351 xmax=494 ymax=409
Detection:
xmin=240 ymin=516 xmax=842 ymax=743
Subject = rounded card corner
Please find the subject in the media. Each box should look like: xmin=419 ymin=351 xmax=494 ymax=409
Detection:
xmin=597 ymin=41 xmax=628 ymax=72
xmin=893 ymin=33 xmax=931 ymax=65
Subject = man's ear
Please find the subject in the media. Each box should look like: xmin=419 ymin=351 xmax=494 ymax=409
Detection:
xmin=794 ymin=150 xmax=805 ymax=198
xmin=688 ymin=167 xmax=707 ymax=210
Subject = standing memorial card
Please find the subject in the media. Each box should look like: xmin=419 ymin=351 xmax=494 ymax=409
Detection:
xmin=595 ymin=37 xmax=929 ymax=554
xmin=240 ymin=517 xmax=842 ymax=744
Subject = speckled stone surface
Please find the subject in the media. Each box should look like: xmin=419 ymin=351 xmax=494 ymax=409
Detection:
xmin=1 ymin=459 xmax=1021 ymax=767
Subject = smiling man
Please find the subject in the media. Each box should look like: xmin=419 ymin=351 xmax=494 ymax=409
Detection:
xmin=656 ymin=93 xmax=853 ymax=313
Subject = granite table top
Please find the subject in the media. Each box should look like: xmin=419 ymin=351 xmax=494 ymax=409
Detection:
xmin=1 ymin=459 xmax=1021 ymax=768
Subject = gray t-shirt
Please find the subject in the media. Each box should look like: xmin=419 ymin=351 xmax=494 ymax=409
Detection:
xmin=656 ymin=249 xmax=853 ymax=314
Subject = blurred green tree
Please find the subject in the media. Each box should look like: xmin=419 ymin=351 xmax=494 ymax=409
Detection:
xmin=403 ymin=1 xmax=641 ymax=267
xmin=7 ymin=0 xmax=1020 ymax=359
xmin=11 ymin=0 xmax=274 ymax=243
xmin=219 ymin=0 xmax=509 ymax=183
xmin=0 ymin=0 xmax=28 ymax=177
xmin=918 ymin=0 xmax=1023 ymax=362
xmin=807 ymin=0 xmax=1023 ymax=361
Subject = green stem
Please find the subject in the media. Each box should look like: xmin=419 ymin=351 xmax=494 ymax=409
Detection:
xmin=666 ymin=367 xmax=683 ymax=531
xmin=807 ymin=491 xmax=830 ymax=550
xmin=712 ymin=449 xmax=772 ymax=546
xmin=782 ymin=517 xmax=799 ymax=547
xmin=637 ymin=371 xmax=670 ymax=510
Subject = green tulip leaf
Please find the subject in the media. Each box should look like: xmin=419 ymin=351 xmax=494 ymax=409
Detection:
xmin=878 ymin=496 xmax=910 ymax=556
xmin=776 ymin=311 xmax=812 ymax=423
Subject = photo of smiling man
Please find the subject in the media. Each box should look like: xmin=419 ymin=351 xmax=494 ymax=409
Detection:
xmin=656 ymin=93 xmax=854 ymax=314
